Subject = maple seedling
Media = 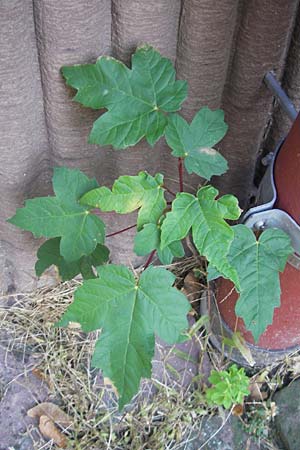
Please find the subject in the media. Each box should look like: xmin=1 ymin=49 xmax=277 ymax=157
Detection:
xmin=8 ymin=45 xmax=293 ymax=409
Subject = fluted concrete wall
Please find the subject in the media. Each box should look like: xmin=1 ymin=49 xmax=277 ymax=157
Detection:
xmin=1 ymin=0 xmax=299 ymax=293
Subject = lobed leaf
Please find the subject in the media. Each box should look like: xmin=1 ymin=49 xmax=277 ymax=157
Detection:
xmin=160 ymin=185 xmax=241 ymax=275
xmin=226 ymin=225 xmax=293 ymax=342
xmin=165 ymin=108 xmax=228 ymax=180
xmin=81 ymin=171 xmax=166 ymax=230
xmin=8 ymin=168 xmax=105 ymax=262
xmin=207 ymin=261 xmax=240 ymax=291
xmin=58 ymin=265 xmax=191 ymax=409
xmin=62 ymin=45 xmax=187 ymax=149
xmin=35 ymin=238 xmax=109 ymax=281
xmin=133 ymin=222 xmax=184 ymax=265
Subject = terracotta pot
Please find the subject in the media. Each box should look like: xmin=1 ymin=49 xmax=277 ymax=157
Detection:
xmin=204 ymin=113 xmax=300 ymax=366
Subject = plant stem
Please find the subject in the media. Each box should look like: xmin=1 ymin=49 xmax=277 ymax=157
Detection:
xmin=143 ymin=249 xmax=156 ymax=269
xmin=178 ymin=157 xmax=184 ymax=192
xmin=185 ymin=234 xmax=198 ymax=256
xmin=106 ymin=223 xmax=137 ymax=238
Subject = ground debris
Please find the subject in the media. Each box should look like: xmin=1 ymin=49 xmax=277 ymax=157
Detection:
xmin=39 ymin=414 xmax=68 ymax=448
xmin=27 ymin=402 xmax=72 ymax=427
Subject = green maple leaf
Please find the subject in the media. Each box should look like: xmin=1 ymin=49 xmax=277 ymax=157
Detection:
xmin=62 ymin=45 xmax=187 ymax=149
xmin=8 ymin=167 xmax=105 ymax=261
xmin=133 ymin=222 xmax=184 ymax=265
xmin=224 ymin=225 xmax=293 ymax=342
xmin=81 ymin=171 xmax=166 ymax=230
xmin=35 ymin=238 xmax=109 ymax=281
xmin=208 ymin=260 xmax=240 ymax=290
xmin=58 ymin=265 xmax=191 ymax=409
xmin=160 ymin=186 xmax=241 ymax=275
xmin=165 ymin=108 xmax=228 ymax=180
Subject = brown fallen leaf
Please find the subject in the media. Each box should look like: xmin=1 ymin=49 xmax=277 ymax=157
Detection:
xmin=181 ymin=271 xmax=202 ymax=313
xmin=39 ymin=415 xmax=67 ymax=448
xmin=27 ymin=402 xmax=72 ymax=427
xmin=249 ymin=380 xmax=268 ymax=401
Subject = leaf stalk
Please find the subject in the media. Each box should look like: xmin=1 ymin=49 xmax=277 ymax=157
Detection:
xmin=178 ymin=157 xmax=184 ymax=192
xmin=143 ymin=249 xmax=156 ymax=269
xmin=106 ymin=224 xmax=137 ymax=238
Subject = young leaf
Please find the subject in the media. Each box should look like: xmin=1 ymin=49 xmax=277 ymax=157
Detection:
xmin=8 ymin=167 xmax=105 ymax=262
xmin=160 ymin=186 xmax=241 ymax=274
xmin=160 ymin=193 xmax=199 ymax=245
xmin=133 ymin=223 xmax=160 ymax=255
xmin=226 ymin=225 xmax=293 ymax=342
xmin=206 ymin=364 xmax=250 ymax=409
xmin=157 ymin=240 xmax=185 ymax=265
xmin=133 ymin=223 xmax=184 ymax=265
xmin=81 ymin=171 xmax=166 ymax=230
xmin=35 ymin=238 xmax=109 ymax=281
xmin=189 ymin=107 xmax=228 ymax=147
xmin=165 ymin=108 xmax=228 ymax=180
xmin=58 ymin=265 xmax=191 ymax=409
xmin=62 ymin=45 xmax=187 ymax=149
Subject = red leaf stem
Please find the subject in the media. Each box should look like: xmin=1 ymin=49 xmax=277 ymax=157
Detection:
xmin=106 ymin=223 xmax=137 ymax=238
xmin=143 ymin=249 xmax=156 ymax=269
xmin=178 ymin=158 xmax=184 ymax=192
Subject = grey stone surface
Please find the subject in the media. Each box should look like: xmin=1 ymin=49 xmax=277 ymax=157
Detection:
xmin=274 ymin=379 xmax=300 ymax=450
xmin=0 ymin=343 xmax=49 ymax=450
xmin=152 ymin=328 xmax=204 ymax=391
xmin=177 ymin=416 xmax=261 ymax=450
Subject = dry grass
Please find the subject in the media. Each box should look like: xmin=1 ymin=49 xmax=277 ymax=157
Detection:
xmin=0 ymin=257 xmax=298 ymax=449
xmin=0 ymin=259 xmax=215 ymax=449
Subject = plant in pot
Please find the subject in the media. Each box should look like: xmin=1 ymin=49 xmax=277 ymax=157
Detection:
xmin=210 ymin=105 xmax=300 ymax=367
xmin=7 ymin=45 xmax=293 ymax=409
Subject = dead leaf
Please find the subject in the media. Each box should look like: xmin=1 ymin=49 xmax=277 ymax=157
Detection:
xmin=27 ymin=402 xmax=72 ymax=427
xmin=181 ymin=271 xmax=202 ymax=314
xmin=232 ymin=404 xmax=244 ymax=416
xmin=183 ymin=272 xmax=201 ymax=300
xmin=39 ymin=415 xmax=67 ymax=448
xmin=223 ymin=332 xmax=255 ymax=367
xmin=249 ymin=380 xmax=268 ymax=401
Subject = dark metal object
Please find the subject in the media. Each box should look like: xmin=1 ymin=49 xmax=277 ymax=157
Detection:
xmin=243 ymin=76 xmax=300 ymax=268
xmin=264 ymin=71 xmax=297 ymax=121
xmin=242 ymin=139 xmax=300 ymax=268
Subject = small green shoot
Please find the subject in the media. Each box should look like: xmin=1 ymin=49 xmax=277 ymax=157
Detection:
xmin=206 ymin=364 xmax=250 ymax=409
